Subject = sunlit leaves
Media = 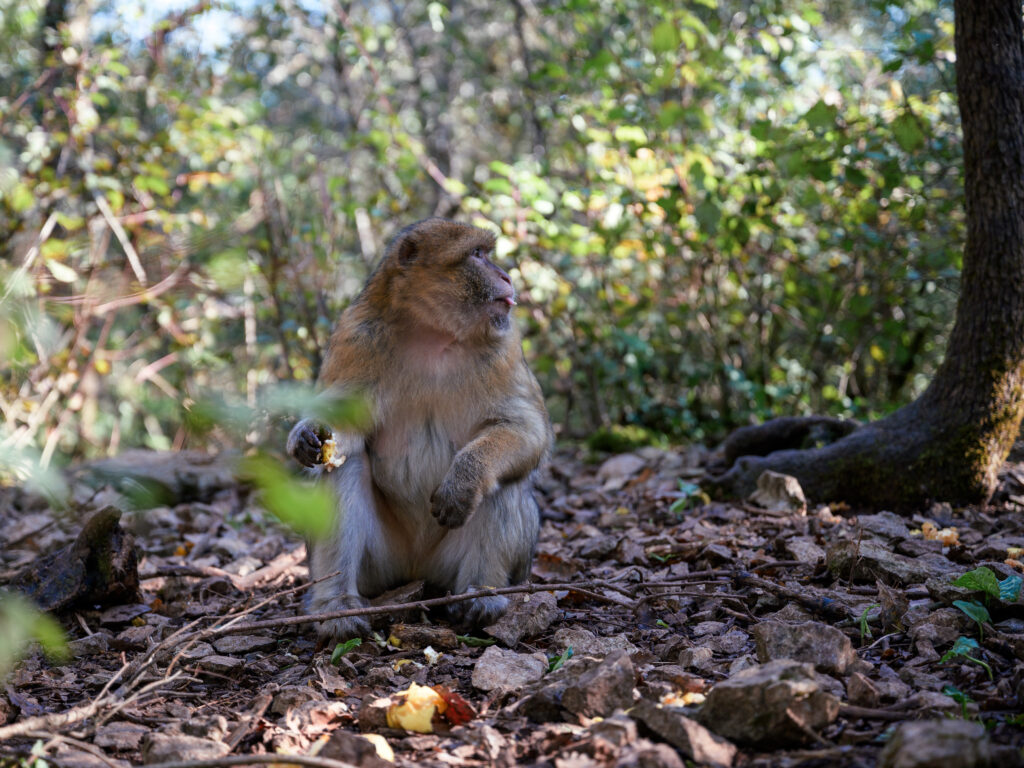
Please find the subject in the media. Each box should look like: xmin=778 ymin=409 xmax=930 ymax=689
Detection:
xmin=238 ymin=453 xmax=337 ymax=540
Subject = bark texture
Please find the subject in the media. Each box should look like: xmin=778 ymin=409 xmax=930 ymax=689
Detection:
xmin=709 ymin=0 xmax=1024 ymax=508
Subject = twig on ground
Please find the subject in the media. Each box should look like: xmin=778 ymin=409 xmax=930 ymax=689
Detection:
xmin=143 ymin=755 xmax=360 ymax=768
xmin=838 ymin=704 xmax=916 ymax=722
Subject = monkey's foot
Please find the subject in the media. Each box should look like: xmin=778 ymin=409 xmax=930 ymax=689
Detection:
xmin=315 ymin=595 xmax=371 ymax=641
xmin=446 ymin=592 xmax=509 ymax=628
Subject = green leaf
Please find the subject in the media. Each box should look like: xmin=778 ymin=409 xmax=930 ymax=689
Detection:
xmin=238 ymin=454 xmax=337 ymax=540
xmin=953 ymin=566 xmax=1000 ymax=601
xmin=456 ymin=635 xmax=497 ymax=647
xmin=803 ymin=100 xmax=837 ymax=130
xmin=10 ymin=183 xmax=33 ymax=212
xmin=892 ymin=113 xmax=925 ymax=152
xmin=548 ymin=646 xmax=574 ymax=673
xmin=998 ymin=573 xmax=1022 ymax=602
xmin=614 ymin=125 xmax=648 ymax=145
xmin=330 ymin=637 xmax=362 ymax=664
xmin=694 ymin=199 xmax=721 ymax=234
xmin=652 ymin=21 xmax=679 ymax=54
xmin=953 ymin=599 xmax=991 ymax=639
xmin=45 ymin=259 xmax=78 ymax=284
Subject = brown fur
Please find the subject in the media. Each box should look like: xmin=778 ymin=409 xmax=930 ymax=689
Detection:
xmin=287 ymin=218 xmax=551 ymax=639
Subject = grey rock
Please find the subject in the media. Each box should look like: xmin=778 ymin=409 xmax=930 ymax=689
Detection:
xmin=827 ymin=539 xmax=950 ymax=585
xmin=588 ymin=713 xmax=638 ymax=746
xmin=710 ymin=629 xmax=749 ymax=655
xmin=271 ymin=685 xmax=326 ymax=715
xmin=678 ymin=646 xmax=714 ymax=672
xmin=631 ymin=699 xmax=737 ymax=767
xmin=784 ymin=538 xmax=826 ymax=565
xmin=748 ymin=471 xmax=807 ymax=515
xmin=879 ymin=720 xmax=995 ymax=768
xmin=196 ymin=654 xmax=245 ymax=675
xmin=471 ymin=646 xmax=548 ymax=692
xmin=562 ymin=650 xmax=635 ymax=717
xmin=698 ymin=659 xmax=839 ymax=747
xmin=857 ymin=511 xmax=910 ymax=540
xmin=752 ymin=620 xmax=857 ymax=675
xmin=212 ymin=634 xmax=277 ymax=654
xmin=553 ymin=627 xmax=639 ymax=656
xmin=846 ymin=671 xmax=880 ymax=708
xmin=143 ymin=733 xmax=229 ymax=763
xmin=68 ymin=632 xmax=112 ymax=657
xmin=484 ymin=591 xmax=558 ymax=645
xmin=94 ymin=721 xmax=149 ymax=751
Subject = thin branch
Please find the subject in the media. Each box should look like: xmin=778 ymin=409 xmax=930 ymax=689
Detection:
xmin=93 ymin=191 xmax=148 ymax=286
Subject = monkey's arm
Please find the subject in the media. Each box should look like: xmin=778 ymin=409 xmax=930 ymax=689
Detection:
xmin=431 ymin=392 xmax=550 ymax=528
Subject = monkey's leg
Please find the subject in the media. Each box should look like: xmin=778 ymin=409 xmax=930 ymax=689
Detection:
xmin=433 ymin=481 xmax=540 ymax=627
xmin=308 ymin=453 xmax=390 ymax=641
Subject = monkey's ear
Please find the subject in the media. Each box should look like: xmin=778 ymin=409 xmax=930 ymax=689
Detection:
xmin=395 ymin=234 xmax=418 ymax=265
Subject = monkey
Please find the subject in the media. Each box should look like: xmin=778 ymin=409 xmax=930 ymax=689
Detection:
xmin=287 ymin=218 xmax=552 ymax=640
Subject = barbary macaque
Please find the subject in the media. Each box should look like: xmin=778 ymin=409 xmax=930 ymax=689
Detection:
xmin=287 ymin=218 xmax=551 ymax=640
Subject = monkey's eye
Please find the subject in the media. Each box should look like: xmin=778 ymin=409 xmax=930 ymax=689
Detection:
xmin=469 ymin=247 xmax=485 ymax=261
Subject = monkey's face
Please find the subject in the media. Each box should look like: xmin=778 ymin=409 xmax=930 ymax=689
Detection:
xmin=386 ymin=220 xmax=517 ymax=343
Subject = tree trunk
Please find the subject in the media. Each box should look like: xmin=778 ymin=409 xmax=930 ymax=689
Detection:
xmin=708 ymin=0 xmax=1024 ymax=508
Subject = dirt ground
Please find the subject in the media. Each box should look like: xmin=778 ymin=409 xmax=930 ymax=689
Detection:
xmin=1 ymin=445 xmax=1023 ymax=767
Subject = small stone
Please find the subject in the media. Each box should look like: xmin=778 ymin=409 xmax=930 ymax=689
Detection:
xmin=114 ymin=624 xmax=157 ymax=650
xmin=879 ymin=720 xmax=993 ymax=768
xmin=562 ymin=650 xmax=635 ymax=718
xmin=94 ymin=722 xmax=149 ymax=751
xmin=598 ymin=454 xmax=646 ymax=489
xmin=271 ymin=686 xmax=327 ymax=716
xmin=318 ymin=728 xmax=392 ymax=768
xmin=784 ymin=538 xmax=826 ymax=565
xmin=698 ymin=660 xmax=839 ymax=747
xmin=471 ymin=646 xmax=548 ymax=692
xmin=827 ymin=540 xmax=948 ymax=585
xmin=196 ymin=655 xmax=245 ymax=675
xmin=678 ymin=646 xmax=714 ymax=672
xmin=99 ymin=604 xmax=151 ymax=625
xmin=183 ymin=714 xmax=229 ymax=740
xmin=212 ymin=634 xmax=277 ymax=654
xmin=907 ymin=690 xmax=968 ymax=716
xmin=484 ymin=591 xmax=558 ymax=645
xmin=357 ymin=697 xmax=393 ymax=733
xmin=752 ymin=620 xmax=857 ymax=675
xmin=631 ymin=699 xmax=737 ymax=767
xmin=748 ymin=471 xmax=806 ymax=515
xmin=588 ymin=714 xmax=638 ymax=747
xmin=142 ymin=733 xmax=229 ymax=763
xmin=626 ymin=741 xmax=687 ymax=768
xmin=68 ymin=632 xmax=112 ymax=657
xmin=846 ymin=671 xmax=880 ymax=708
xmin=692 ymin=621 xmax=727 ymax=637
xmin=857 ymin=511 xmax=911 ymax=540
xmin=709 ymin=629 xmax=748 ymax=655
xmin=553 ymin=627 xmax=639 ymax=656
xmin=164 ymin=641 xmax=214 ymax=662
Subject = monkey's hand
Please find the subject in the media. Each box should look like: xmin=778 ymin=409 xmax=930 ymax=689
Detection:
xmin=287 ymin=418 xmax=331 ymax=467
xmin=430 ymin=454 xmax=485 ymax=528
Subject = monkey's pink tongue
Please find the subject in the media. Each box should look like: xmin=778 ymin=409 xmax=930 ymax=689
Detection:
xmin=504 ymin=296 xmax=517 ymax=306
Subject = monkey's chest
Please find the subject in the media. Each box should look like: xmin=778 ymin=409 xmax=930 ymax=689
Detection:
xmin=368 ymin=419 xmax=461 ymax=509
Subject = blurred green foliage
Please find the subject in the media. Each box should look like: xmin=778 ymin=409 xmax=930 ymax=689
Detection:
xmin=0 ymin=0 xmax=962 ymax=463
xmin=0 ymin=593 xmax=69 ymax=678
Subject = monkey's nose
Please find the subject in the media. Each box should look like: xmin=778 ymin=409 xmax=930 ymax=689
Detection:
xmin=490 ymin=262 xmax=513 ymax=285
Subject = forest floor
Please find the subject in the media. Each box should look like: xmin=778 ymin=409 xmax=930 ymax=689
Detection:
xmin=1 ymin=445 xmax=1024 ymax=767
